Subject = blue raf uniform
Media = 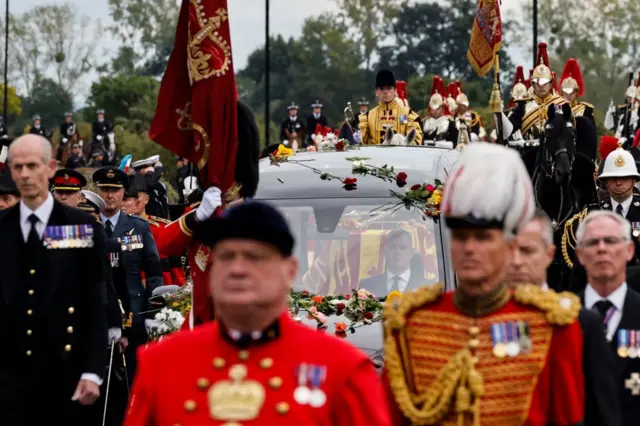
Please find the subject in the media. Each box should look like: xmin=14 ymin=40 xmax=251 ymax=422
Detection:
xmin=92 ymin=166 xmax=163 ymax=381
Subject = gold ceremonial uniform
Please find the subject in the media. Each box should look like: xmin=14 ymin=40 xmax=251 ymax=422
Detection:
xmin=358 ymin=99 xmax=423 ymax=145
xmin=520 ymin=93 xmax=568 ymax=139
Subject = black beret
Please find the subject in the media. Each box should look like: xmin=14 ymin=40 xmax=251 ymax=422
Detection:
xmin=195 ymin=201 xmax=294 ymax=257
xmin=50 ymin=168 xmax=87 ymax=192
xmin=0 ymin=172 xmax=19 ymax=196
xmin=375 ymin=69 xmax=396 ymax=88
xmin=92 ymin=166 xmax=128 ymax=189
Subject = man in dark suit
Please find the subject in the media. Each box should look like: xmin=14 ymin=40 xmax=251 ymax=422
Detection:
xmin=0 ymin=171 xmax=19 ymax=210
xmin=506 ymin=208 xmax=621 ymax=426
xmin=0 ymin=134 xmax=107 ymax=425
xmin=576 ymin=209 xmax=640 ymax=426
xmin=359 ymin=229 xmax=424 ymax=297
xmin=93 ymin=166 xmax=163 ymax=381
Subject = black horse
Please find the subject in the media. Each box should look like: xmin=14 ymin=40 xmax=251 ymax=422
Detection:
xmin=519 ymin=103 xmax=598 ymax=227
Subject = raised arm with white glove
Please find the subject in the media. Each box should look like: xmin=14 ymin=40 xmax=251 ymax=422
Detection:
xmin=195 ymin=186 xmax=223 ymax=222
xmin=604 ymin=100 xmax=616 ymax=130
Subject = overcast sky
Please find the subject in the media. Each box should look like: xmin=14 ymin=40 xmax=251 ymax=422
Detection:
xmin=10 ymin=0 xmax=527 ymax=104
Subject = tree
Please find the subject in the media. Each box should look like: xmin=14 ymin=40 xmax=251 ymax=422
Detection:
xmin=0 ymin=84 xmax=23 ymax=117
xmin=107 ymin=0 xmax=179 ymax=76
xmin=21 ymin=78 xmax=73 ymax=129
xmin=87 ymin=74 xmax=160 ymax=132
xmin=331 ymin=0 xmax=401 ymax=71
xmin=518 ymin=0 xmax=640 ymax=112
xmin=9 ymin=3 xmax=102 ymax=95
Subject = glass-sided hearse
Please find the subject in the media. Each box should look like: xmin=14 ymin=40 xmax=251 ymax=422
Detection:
xmin=255 ymin=145 xmax=460 ymax=368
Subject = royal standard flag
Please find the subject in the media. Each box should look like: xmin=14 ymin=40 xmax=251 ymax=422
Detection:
xmin=467 ymin=0 xmax=502 ymax=77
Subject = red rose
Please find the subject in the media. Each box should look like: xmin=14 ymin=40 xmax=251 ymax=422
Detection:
xmin=343 ymin=177 xmax=357 ymax=190
xmin=337 ymin=303 xmax=346 ymax=310
xmin=410 ymin=184 xmax=421 ymax=191
xmin=364 ymin=312 xmax=374 ymax=319
xmin=335 ymin=141 xmax=345 ymax=151
xmin=301 ymin=290 xmax=309 ymax=296
xmin=396 ymin=172 xmax=408 ymax=183
xmin=345 ymin=294 xmax=351 ymax=300
xmin=425 ymin=184 xmax=436 ymax=192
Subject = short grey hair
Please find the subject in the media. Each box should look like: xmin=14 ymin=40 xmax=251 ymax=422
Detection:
xmin=7 ymin=135 xmax=52 ymax=164
xmin=576 ymin=210 xmax=631 ymax=246
xmin=529 ymin=208 xmax=554 ymax=246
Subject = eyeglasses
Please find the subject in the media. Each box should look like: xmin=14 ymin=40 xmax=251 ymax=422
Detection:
xmin=579 ymin=236 xmax=628 ymax=248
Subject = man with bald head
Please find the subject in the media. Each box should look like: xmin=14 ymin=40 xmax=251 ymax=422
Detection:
xmin=0 ymin=134 xmax=108 ymax=425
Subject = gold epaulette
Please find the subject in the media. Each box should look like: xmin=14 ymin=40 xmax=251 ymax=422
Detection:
xmin=148 ymin=215 xmax=171 ymax=225
xmin=561 ymin=207 xmax=589 ymax=268
xmin=384 ymin=283 xmax=444 ymax=331
xmin=513 ymin=284 xmax=581 ymax=325
xmin=580 ymin=101 xmax=594 ymax=109
xmin=407 ymin=110 xmax=420 ymax=121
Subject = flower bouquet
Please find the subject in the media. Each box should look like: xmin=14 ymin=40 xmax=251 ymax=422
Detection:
xmin=147 ymin=308 xmax=185 ymax=341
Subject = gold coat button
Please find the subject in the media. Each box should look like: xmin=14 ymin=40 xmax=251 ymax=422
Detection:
xmin=26 ymin=350 xmax=32 ymax=356
xmin=183 ymin=400 xmax=197 ymax=413
xmin=469 ymin=326 xmax=480 ymax=336
xmin=196 ymin=377 xmax=210 ymax=390
xmin=64 ymin=344 xmax=72 ymax=352
xmin=269 ymin=376 xmax=283 ymax=389
xmin=468 ymin=339 xmax=480 ymax=349
xmin=27 ymin=309 xmax=33 ymax=315
xmin=28 ymin=289 xmax=34 ymax=295
xmin=67 ymin=327 xmax=74 ymax=334
xmin=29 ymin=269 xmax=35 ymax=275
xmin=212 ymin=358 xmax=226 ymax=369
xmin=238 ymin=350 xmax=249 ymax=360
xmin=68 ymin=307 xmax=75 ymax=314
xmin=26 ymin=330 xmax=32 ymax=336
xmin=275 ymin=402 xmax=289 ymax=414
xmin=260 ymin=357 xmax=274 ymax=369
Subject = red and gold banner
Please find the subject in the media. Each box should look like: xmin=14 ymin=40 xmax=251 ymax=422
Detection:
xmin=149 ymin=0 xmax=238 ymax=191
xmin=467 ymin=0 xmax=502 ymax=77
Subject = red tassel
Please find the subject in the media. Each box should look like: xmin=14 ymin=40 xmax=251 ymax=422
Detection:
xmin=535 ymin=42 xmax=550 ymax=67
xmin=560 ymin=58 xmax=585 ymax=97
xmin=600 ymin=135 xmax=620 ymax=160
xmin=634 ymin=129 xmax=640 ymax=149
xmin=552 ymin=71 xmax=561 ymax=94
xmin=396 ymin=80 xmax=408 ymax=100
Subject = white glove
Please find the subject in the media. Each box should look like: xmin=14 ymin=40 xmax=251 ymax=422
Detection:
xmin=145 ymin=319 xmax=159 ymax=334
xmin=108 ymin=327 xmax=122 ymax=343
xmin=97 ymin=135 xmax=103 ymax=140
xmin=353 ymin=131 xmax=362 ymax=144
xmin=311 ymin=134 xmax=316 ymax=141
xmin=195 ymin=186 xmax=222 ymax=221
xmin=62 ymin=137 xmax=68 ymax=144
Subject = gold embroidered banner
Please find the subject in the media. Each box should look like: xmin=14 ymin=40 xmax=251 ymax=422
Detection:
xmin=467 ymin=0 xmax=502 ymax=77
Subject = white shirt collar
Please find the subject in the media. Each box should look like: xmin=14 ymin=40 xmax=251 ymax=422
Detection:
xmin=387 ymin=269 xmax=411 ymax=292
xmin=611 ymin=196 xmax=633 ymax=216
xmin=20 ymin=193 xmax=54 ymax=227
xmin=584 ymin=282 xmax=627 ymax=311
xmin=100 ymin=210 xmax=121 ymax=229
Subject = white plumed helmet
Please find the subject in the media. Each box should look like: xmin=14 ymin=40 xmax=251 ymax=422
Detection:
xmin=441 ymin=143 xmax=534 ymax=236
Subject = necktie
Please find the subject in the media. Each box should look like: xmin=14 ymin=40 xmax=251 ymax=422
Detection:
xmin=390 ymin=276 xmax=402 ymax=293
xmin=593 ymin=300 xmax=615 ymax=324
xmin=27 ymin=214 xmax=40 ymax=248
xmin=616 ymin=203 xmax=624 ymax=216
xmin=105 ymin=220 xmax=113 ymax=238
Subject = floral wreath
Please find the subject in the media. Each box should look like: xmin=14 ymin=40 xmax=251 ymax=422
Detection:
xmin=270 ymin=145 xmax=443 ymax=220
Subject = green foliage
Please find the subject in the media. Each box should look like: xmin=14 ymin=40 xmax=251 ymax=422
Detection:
xmin=21 ymin=78 xmax=73 ymax=128
xmin=0 ymin=84 xmax=22 ymax=116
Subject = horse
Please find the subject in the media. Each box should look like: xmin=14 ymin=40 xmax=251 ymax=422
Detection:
xmin=381 ymin=127 xmax=417 ymax=146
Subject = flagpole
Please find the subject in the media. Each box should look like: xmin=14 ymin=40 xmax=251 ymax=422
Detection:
xmin=3 ymin=0 xmax=9 ymax=126
xmin=264 ymin=0 xmax=270 ymax=147
xmin=532 ymin=0 xmax=538 ymax=67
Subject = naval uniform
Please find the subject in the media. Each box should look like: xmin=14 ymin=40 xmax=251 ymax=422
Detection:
xmin=0 ymin=196 xmax=108 ymax=425
xmin=124 ymin=313 xmax=392 ymax=426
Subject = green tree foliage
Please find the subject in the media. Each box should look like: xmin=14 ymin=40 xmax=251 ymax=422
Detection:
xmin=14 ymin=78 xmax=73 ymax=135
xmin=0 ymin=84 xmax=23 ymax=117
xmin=107 ymin=0 xmax=179 ymax=76
xmin=9 ymin=3 xmax=102 ymax=96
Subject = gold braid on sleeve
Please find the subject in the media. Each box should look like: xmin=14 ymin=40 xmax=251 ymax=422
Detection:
xmin=513 ymin=284 xmax=581 ymax=325
xmin=561 ymin=207 xmax=588 ymax=269
xmin=384 ymin=284 xmax=484 ymax=426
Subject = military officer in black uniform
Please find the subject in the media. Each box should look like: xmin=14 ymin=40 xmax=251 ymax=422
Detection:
xmin=57 ymin=112 xmax=83 ymax=164
xmin=0 ymin=134 xmax=107 ymax=425
xmin=131 ymin=154 xmax=170 ymax=219
xmin=279 ymin=102 xmax=305 ymax=147
xmin=306 ymin=99 xmax=329 ymax=145
xmin=28 ymin=115 xmax=48 ymax=138
xmin=92 ymin=166 xmax=163 ymax=381
xmin=0 ymin=171 xmax=19 ymax=210
xmin=576 ymin=209 xmax=640 ymax=426
xmin=92 ymin=109 xmax=115 ymax=164
xmin=0 ymin=116 xmax=10 ymax=149
xmin=358 ymin=97 xmax=370 ymax=115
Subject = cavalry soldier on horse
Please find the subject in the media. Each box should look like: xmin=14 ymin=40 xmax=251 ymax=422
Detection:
xmin=422 ymin=75 xmax=457 ymax=144
xmin=453 ymin=81 xmax=483 ymax=141
xmin=56 ymin=112 xmax=82 ymax=166
xmin=28 ymin=115 xmax=48 ymax=139
xmin=358 ymin=69 xmax=423 ymax=145
xmin=604 ymin=73 xmax=640 ymax=142
xmin=560 ymin=58 xmax=595 ymax=124
xmin=92 ymin=109 xmax=116 ymax=164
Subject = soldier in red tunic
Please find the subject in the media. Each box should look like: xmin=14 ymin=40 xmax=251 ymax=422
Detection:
xmin=125 ymin=201 xmax=392 ymax=426
xmin=383 ymin=143 xmax=586 ymax=425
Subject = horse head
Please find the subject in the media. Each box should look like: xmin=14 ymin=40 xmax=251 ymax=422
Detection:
xmin=545 ymin=103 xmax=576 ymax=185
xmin=382 ymin=127 xmax=416 ymax=146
